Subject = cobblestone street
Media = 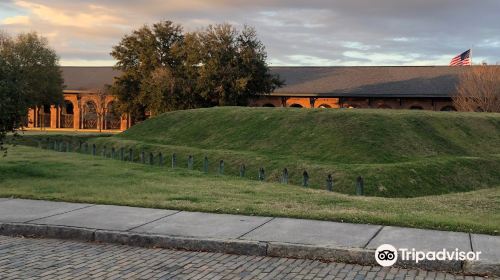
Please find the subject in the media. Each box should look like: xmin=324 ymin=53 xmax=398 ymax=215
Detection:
xmin=0 ymin=236 xmax=493 ymax=280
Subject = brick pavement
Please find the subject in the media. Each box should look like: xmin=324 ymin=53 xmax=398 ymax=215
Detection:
xmin=0 ymin=236 xmax=493 ymax=280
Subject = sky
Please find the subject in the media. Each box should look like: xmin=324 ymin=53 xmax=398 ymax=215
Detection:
xmin=1 ymin=0 xmax=499 ymax=66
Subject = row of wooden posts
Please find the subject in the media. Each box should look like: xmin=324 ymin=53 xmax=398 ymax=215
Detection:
xmin=40 ymin=139 xmax=365 ymax=195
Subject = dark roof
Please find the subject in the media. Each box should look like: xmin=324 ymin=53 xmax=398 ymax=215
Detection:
xmin=270 ymin=66 xmax=464 ymax=98
xmin=61 ymin=66 xmax=469 ymax=98
xmin=61 ymin=67 xmax=121 ymax=92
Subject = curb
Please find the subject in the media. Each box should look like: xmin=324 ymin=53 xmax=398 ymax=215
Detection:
xmin=0 ymin=222 xmax=497 ymax=276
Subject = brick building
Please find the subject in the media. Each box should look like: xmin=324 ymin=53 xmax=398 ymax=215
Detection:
xmin=251 ymin=66 xmax=460 ymax=111
xmin=27 ymin=66 xmax=461 ymax=131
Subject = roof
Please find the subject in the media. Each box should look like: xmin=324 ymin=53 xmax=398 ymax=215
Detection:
xmin=270 ymin=66 xmax=464 ymax=98
xmin=61 ymin=66 xmax=469 ymax=98
xmin=61 ymin=67 xmax=121 ymax=92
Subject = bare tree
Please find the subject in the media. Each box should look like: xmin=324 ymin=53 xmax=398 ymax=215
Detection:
xmin=453 ymin=65 xmax=500 ymax=112
xmin=95 ymin=90 xmax=108 ymax=132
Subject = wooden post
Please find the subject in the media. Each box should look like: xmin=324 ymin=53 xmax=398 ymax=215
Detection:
xmin=326 ymin=174 xmax=333 ymax=192
xmin=158 ymin=152 xmax=163 ymax=166
xmin=92 ymin=144 xmax=96 ymax=156
xmin=188 ymin=155 xmax=194 ymax=170
xmin=302 ymin=171 xmax=309 ymax=187
xmin=111 ymin=147 xmax=116 ymax=159
xmin=172 ymin=153 xmax=177 ymax=168
xmin=239 ymin=164 xmax=246 ymax=177
xmin=203 ymin=156 xmax=208 ymax=173
xmin=140 ymin=150 xmax=145 ymax=164
xmin=356 ymin=176 xmax=364 ymax=196
xmin=282 ymin=168 xmax=289 ymax=184
xmin=258 ymin=167 xmax=265 ymax=181
xmin=219 ymin=160 xmax=224 ymax=175
xmin=102 ymin=145 xmax=107 ymax=157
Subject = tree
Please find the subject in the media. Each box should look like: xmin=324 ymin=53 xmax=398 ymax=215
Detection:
xmin=95 ymin=89 xmax=109 ymax=132
xmin=0 ymin=32 xmax=63 ymax=152
xmin=110 ymin=21 xmax=282 ymax=119
xmin=110 ymin=21 xmax=184 ymax=120
xmin=197 ymin=24 xmax=283 ymax=106
xmin=453 ymin=65 xmax=500 ymax=112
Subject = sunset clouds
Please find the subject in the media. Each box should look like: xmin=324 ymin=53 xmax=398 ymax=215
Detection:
xmin=1 ymin=0 xmax=499 ymax=66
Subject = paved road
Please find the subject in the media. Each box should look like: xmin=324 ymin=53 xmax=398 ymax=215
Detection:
xmin=0 ymin=236 xmax=491 ymax=280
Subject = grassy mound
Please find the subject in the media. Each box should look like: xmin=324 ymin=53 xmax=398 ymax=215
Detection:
xmin=17 ymin=107 xmax=500 ymax=197
xmin=120 ymin=107 xmax=500 ymax=163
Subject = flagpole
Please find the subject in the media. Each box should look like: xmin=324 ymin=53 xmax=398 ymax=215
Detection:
xmin=470 ymin=47 xmax=472 ymax=65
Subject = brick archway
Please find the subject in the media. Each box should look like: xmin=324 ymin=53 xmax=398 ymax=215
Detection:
xmin=36 ymin=105 xmax=51 ymax=128
xmin=82 ymin=100 xmax=98 ymax=129
xmin=409 ymin=105 xmax=424 ymax=110
xmin=378 ymin=104 xmax=392 ymax=109
xmin=60 ymin=100 xmax=75 ymax=128
xmin=343 ymin=104 xmax=360 ymax=109
xmin=441 ymin=105 xmax=457 ymax=112
xmin=105 ymin=101 xmax=121 ymax=130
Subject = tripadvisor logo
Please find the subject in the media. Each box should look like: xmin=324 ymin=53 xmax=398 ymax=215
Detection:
xmin=375 ymin=244 xmax=398 ymax=267
xmin=374 ymin=244 xmax=481 ymax=267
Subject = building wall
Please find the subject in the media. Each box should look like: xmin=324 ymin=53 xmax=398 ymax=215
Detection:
xmin=251 ymin=96 xmax=456 ymax=111
xmin=339 ymin=97 xmax=456 ymax=111
xmin=250 ymin=96 xmax=341 ymax=108
xmin=27 ymin=91 xmax=130 ymax=131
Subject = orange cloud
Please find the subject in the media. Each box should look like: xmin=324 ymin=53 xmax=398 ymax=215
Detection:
xmin=1 ymin=15 xmax=31 ymax=25
xmin=14 ymin=0 xmax=125 ymax=29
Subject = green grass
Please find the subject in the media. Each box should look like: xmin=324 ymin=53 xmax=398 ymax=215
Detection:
xmin=0 ymin=145 xmax=498 ymax=235
xmin=119 ymin=107 xmax=500 ymax=163
xmin=14 ymin=107 xmax=500 ymax=198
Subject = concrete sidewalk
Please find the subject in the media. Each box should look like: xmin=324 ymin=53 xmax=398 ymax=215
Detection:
xmin=0 ymin=198 xmax=498 ymax=276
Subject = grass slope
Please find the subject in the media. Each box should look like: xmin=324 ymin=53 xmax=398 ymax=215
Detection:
xmin=15 ymin=107 xmax=500 ymax=197
xmin=1 ymin=146 xmax=499 ymax=234
xmin=119 ymin=107 xmax=500 ymax=164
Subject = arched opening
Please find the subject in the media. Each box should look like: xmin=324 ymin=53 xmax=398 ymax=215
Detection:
xmin=440 ymin=106 xmax=457 ymax=112
xmin=262 ymin=103 xmax=275 ymax=107
xmin=343 ymin=104 xmax=359 ymax=109
xmin=409 ymin=106 xmax=424 ymax=110
xmin=318 ymin=104 xmax=331 ymax=108
xmin=378 ymin=104 xmax=392 ymax=109
xmin=105 ymin=101 xmax=121 ymax=130
xmin=82 ymin=100 xmax=98 ymax=129
xmin=37 ymin=105 xmax=51 ymax=128
xmin=289 ymin=104 xmax=303 ymax=108
xmin=60 ymin=100 xmax=74 ymax=128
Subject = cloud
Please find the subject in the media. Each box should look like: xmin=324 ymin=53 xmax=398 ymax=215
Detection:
xmin=1 ymin=15 xmax=30 ymax=25
xmin=0 ymin=0 xmax=499 ymax=66
xmin=13 ymin=1 xmax=126 ymax=30
xmin=342 ymin=42 xmax=380 ymax=51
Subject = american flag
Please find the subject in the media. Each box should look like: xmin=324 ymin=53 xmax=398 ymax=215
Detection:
xmin=449 ymin=49 xmax=471 ymax=66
